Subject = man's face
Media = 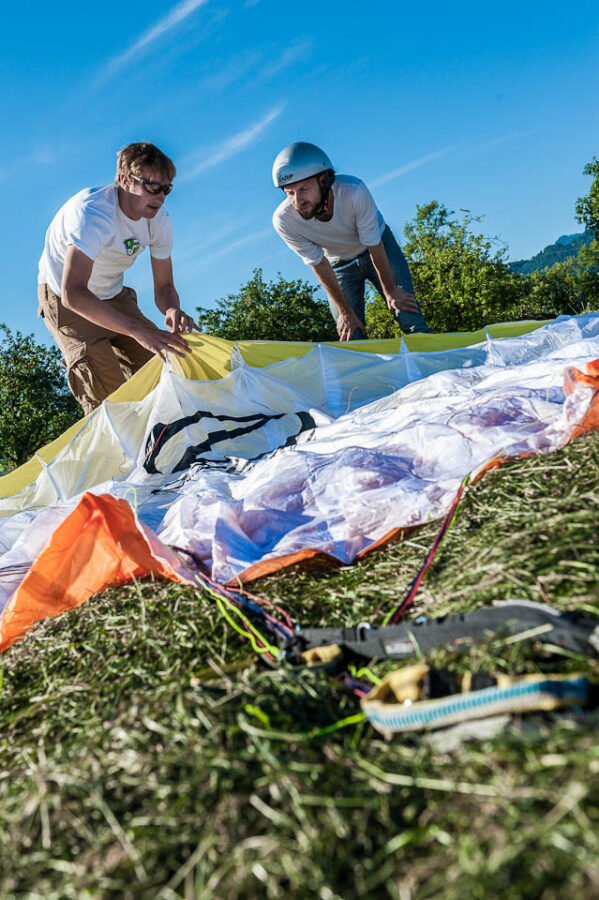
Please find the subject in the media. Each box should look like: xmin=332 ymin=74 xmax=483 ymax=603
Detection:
xmin=120 ymin=166 xmax=172 ymax=220
xmin=283 ymin=175 xmax=323 ymax=220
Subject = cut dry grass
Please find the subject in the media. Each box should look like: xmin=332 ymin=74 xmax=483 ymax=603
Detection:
xmin=0 ymin=431 xmax=598 ymax=898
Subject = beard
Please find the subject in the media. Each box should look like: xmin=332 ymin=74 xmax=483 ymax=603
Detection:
xmin=297 ymin=201 xmax=319 ymax=220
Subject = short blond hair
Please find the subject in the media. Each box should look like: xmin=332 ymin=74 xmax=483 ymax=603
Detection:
xmin=116 ymin=142 xmax=176 ymax=183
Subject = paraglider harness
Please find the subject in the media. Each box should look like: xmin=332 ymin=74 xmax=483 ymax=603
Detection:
xmin=193 ymin=479 xmax=599 ymax=734
xmin=281 ymin=601 xmax=599 ymax=669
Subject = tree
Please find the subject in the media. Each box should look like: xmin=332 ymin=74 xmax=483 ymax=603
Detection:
xmin=521 ymin=254 xmax=597 ymax=320
xmin=196 ymin=269 xmax=338 ymax=342
xmin=401 ymin=201 xmax=530 ymax=333
xmin=0 ymin=325 xmax=80 ymax=473
xmin=572 ymin=240 xmax=599 ymax=310
xmin=575 ymin=157 xmax=599 ymax=238
xmin=572 ymin=158 xmax=599 ymax=311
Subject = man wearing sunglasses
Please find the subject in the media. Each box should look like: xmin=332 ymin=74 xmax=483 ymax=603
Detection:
xmin=38 ymin=141 xmax=199 ymax=414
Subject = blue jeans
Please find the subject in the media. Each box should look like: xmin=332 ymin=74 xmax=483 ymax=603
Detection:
xmin=331 ymin=225 xmax=431 ymax=338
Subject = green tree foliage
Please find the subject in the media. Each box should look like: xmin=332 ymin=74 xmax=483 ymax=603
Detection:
xmin=523 ymin=253 xmax=597 ymax=319
xmin=509 ymin=158 xmax=599 ymax=317
xmin=393 ymin=201 xmax=594 ymax=334
xmin=364 ymin=288 xmax=401 ymax=340
xmin=575 ymin=157 xmax=599 ymax=237
xmin=196 ymin=269 xmax=338 ymax=342
xmin=573 ymin=239 xmax=599 ymax=310
xmin=400 ymin=201 xmax=527 ymax=332
xmin=0 ymin=325 xmax=80 ymax=473
xmin=570 ymin=159 xmax=599 ymax=311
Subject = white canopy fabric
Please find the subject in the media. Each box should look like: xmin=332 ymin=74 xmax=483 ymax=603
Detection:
xmin=1 ymin=313 xmax=599 ymax=629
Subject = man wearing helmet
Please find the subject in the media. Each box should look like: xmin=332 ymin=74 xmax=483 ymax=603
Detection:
xmin=272 ymin=142 xmax=431 ymax=340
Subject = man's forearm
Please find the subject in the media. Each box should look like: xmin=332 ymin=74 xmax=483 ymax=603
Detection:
xmin=62 ymin=284 xmax=146 ymax=336
xmin=311 ymin=258 xmax=353 ymax=314
xmin=154 ymin=284 xmax=181 ymax=315
xmin=368 ymin=241 xmax=419 ymax=315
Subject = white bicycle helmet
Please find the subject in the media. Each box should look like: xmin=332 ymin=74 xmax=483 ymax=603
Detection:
xmin=272 ymin=142 xmax=334 ymax=188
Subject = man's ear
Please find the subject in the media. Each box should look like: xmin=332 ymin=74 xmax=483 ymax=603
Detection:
xmin=318 ymin=170 xmax=334 ymax=191
xmin=118 ymin=171 xmax=130 ymax=190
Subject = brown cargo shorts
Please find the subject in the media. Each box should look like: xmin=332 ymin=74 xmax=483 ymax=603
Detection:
xmin=38 ymin=283 xmax=155 ymax=415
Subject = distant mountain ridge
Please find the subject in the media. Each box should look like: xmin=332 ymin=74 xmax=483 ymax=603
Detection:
xmin=510 ymin=231 xmax=593 ymax=274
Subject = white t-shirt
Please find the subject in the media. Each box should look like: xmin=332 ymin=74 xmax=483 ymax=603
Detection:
xmin=38 ymin=184 xmax=174 ymax=299
xmin=272 ymin=174 xmax=385 ymax=266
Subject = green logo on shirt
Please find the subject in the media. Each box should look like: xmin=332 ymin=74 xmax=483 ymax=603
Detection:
xmin=124 ymin=238 xmax=141 ymax=256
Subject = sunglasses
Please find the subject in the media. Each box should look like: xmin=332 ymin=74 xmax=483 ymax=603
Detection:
xmin=130 ymin=173 xmax=173 ymax=196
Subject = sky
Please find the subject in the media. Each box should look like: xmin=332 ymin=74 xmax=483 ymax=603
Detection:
xmin=1 ymin=0 xmax=598 ymax=344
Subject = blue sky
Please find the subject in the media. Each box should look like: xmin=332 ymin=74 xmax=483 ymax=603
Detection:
xmin=2 ymin=0 xmax=598 ymax=343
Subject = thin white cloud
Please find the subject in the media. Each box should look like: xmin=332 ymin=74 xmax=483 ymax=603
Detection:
xmin=181 ymin=105 xmax=284 ymax=180
xmin=196 ymin=39 xmax=312 ymax=96
xmin=175 ymin=216 xmax=255 ymax=262
xmin=257 ymin=39 xmax=312 ymax=82
xmin=100 ymin=0 xmax=210 ymax=80
xmin=201 ymin=227 xmax=273 ymax=264
xmin=196 ymin=50 xmax=263 ymax=94
xmin=176 ymin=229 xmax=273 ymax=283
xmin=370 ymin=131 xmax=533 ymax=188
xmin=0 ymin=141 xmax=73 ymax=183
xmin=465 ymin=130 xmax=534 ymax=155
xmin=370 ymin=146 xmax=455 ymax=188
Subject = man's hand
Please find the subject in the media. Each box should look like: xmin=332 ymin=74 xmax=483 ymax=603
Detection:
xmin=368 ymin=241 xmax=421 ymax=316
xmin=386 ymin=286 xmax=419 ymax=314
xmin=336 ymin=308 xmax=367 ymax=342
xmin=130 ymin=322 xmax=192 ymax=362
xmin=311 ymin=257 xmax=367 ymax=341
xmin=164 ymin=307 xmax=201 ymax=334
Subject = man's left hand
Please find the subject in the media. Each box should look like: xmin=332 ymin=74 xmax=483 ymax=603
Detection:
xmin=164 ymin=307 xmax=201 ymax=334
xmin=386 ymin=288 xmax=419 ymax=314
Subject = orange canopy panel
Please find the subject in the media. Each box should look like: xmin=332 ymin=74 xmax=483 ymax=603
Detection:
xmin=0 ymin=493 xmax=192 ymax=653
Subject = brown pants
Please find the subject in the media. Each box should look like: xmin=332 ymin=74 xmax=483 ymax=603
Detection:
xmin=38 ymin=283 xmax=155 ymax=415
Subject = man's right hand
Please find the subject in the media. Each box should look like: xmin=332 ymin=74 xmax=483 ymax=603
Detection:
xmin=130 ymin=323 xmax=192 ymax=361
xmin=336 ymin=308 xmax=367 ymax=342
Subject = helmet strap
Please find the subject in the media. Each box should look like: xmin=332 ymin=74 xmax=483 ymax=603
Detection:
xmin=315 ymin=171 xmax=334 ymax=217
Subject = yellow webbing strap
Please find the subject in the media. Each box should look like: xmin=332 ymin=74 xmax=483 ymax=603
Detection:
xmin=301 ymin=644 xmax=343 ymax=666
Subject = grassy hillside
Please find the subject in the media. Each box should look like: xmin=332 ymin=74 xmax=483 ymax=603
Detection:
xmin=1 ymin=430 xmax=598 ymax=899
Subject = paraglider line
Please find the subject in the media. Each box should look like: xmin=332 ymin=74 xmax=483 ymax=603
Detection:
xmin=344 ymin=382 xmax=397 ymax=415
xmin=386 ymin=475 xmax=470 ymax=625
